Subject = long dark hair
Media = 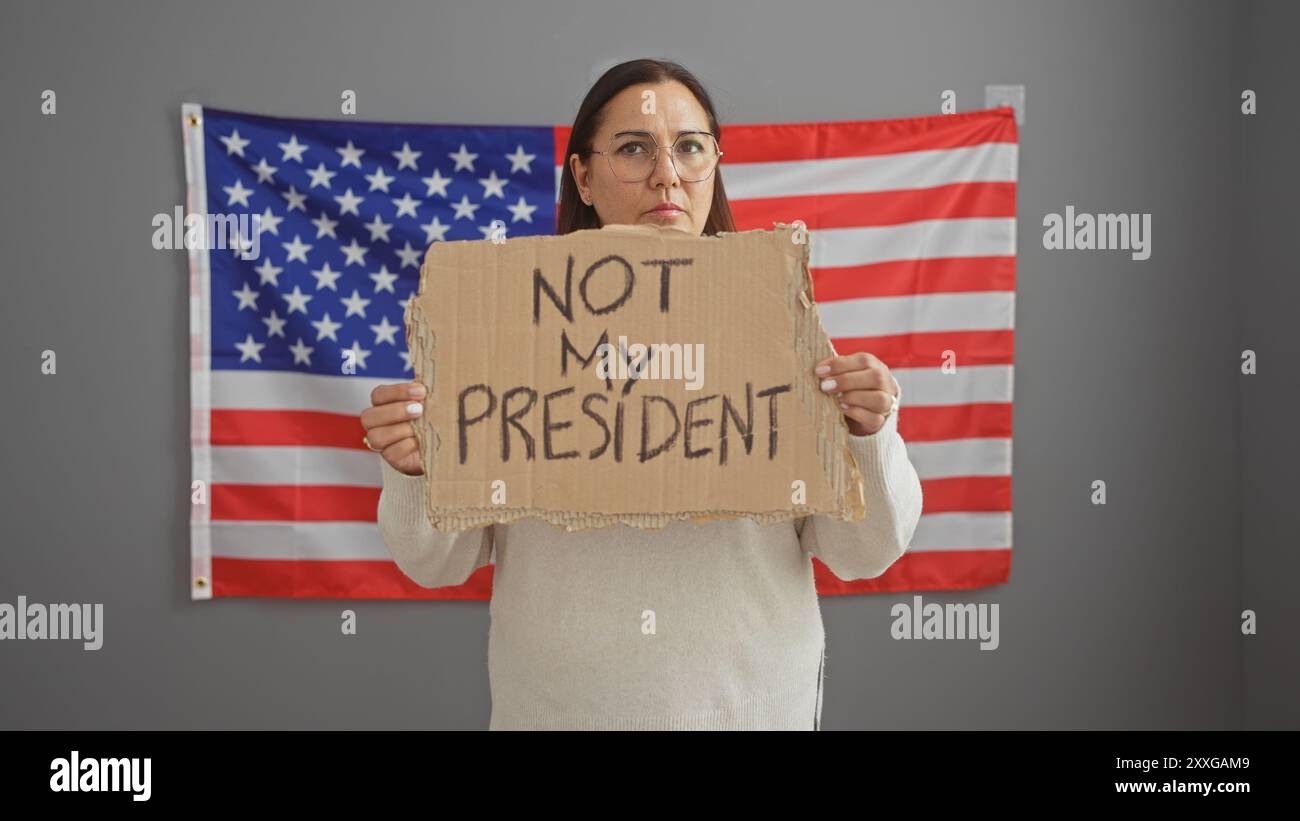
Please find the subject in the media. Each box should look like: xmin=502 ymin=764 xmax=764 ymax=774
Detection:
xmin=557 ymin=59 xmax=737 ymax=236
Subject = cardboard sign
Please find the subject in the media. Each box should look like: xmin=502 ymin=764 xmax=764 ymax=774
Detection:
xmin=404 ymin=221 xmax=866 ymax=532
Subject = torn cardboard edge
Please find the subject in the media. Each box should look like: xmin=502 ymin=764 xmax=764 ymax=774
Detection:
xmin=403 ymin=221 xmax=867 ymax=533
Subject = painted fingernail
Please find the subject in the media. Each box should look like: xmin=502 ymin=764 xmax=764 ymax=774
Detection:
xmin=406 ymin=402 xmax=423 ymax=416
xmin=820 ymin=378 xmax=836 ymax=391
xmin=409 ymin=384 xmax=426 ymax=398
xmin=815 ymin=364 xmax=830 ymax=376
xmin=839 ymin=402 xmax=849 ymax=411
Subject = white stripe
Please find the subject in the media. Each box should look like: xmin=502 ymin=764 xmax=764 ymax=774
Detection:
xmin=724 ymin=143 xmax=1018 ymax=200
xmin=809 ymin=218 xmax=1015 ymax=268
xmin=819 ymin=291 xmax=1014 ymax=338
xmin=209 ymin=512 xmax=1011 ymax=559
xmin=211 ymin=521 xmax=390 ymax=560
xmin=905 ymin=437 xmax=1012 ymax=480
xmin=211 ymin=370 xmax=391 ymax=413
xmin=890 ymin=364 xmax=1014 ymax=407
xmin=907 ymin=512 xmax=1012 ymax=552
xmin=212 ymin=446 xmax=383 ymax=486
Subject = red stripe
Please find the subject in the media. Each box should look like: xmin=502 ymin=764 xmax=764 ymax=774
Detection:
xmin=814 ymin=255 xmax=1015 ymax=300
xmin=212 ymin=484 xmax=380 ymax=522
xmin=212 ymin=409 xmax=367 ymax=449
xmin=721 ymin=108 xmax=1017 ymax=164
xmin=554 ymin=124 xmax=571 ymax=168
xmin=813 ymin=549 xmax=1012 ymax=594
xmin=833 ymin=329 xmax=1015 ymax=367
xmin=731 ymin=182 xmax=1016 ymax=231
xmin=920 ymin=475 xmax=1012 ymax=513
xmin=211 ymin=557 xmax=493 ymax=599
xmin=894 ymin=402 xmax=1013 ymax=443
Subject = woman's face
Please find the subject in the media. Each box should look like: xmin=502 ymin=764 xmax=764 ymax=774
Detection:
xmin=570 ymin=80 xmax=716 ymax=237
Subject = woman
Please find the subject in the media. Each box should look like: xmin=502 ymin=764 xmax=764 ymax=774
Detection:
xmin=360 ymin=58 xmax=924 ymax=730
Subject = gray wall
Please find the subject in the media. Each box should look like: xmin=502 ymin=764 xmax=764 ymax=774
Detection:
xmin=0 ymin=0 xmax=1291 ymax=729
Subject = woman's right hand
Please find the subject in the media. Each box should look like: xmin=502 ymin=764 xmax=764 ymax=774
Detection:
xmin=361 ymin=381 xmax=427 ymax=476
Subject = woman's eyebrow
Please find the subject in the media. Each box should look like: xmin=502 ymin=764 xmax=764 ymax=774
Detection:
xmin=611 ymin=128 xmax=712 ymax=138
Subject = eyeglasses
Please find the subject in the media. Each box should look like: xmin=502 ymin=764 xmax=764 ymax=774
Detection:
xmin=589 ymin=130 xmax=723 ymax=183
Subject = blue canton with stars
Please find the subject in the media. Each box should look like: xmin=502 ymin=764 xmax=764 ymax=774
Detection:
xmin=203 ymin=107 xmax=555 ymax=379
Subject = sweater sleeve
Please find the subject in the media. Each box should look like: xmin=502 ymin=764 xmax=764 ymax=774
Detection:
xmin=375 ymin=457 xmax=495 ymax=589
xmin=797 ymin=394 xmax=924 ymax=581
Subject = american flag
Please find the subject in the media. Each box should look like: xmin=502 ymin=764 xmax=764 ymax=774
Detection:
xmin=184 ymin=104 xmax=1016 ymax=600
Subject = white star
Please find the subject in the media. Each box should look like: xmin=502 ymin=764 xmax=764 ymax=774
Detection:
xmin=281 ymin=185 xmax=308 ymax=213
xmin=421 ymin=168 xmax=452 ymax=197
xmin=256 ymin=206 xmax=283 ymax=236
xmin=398 ymin=293 xmax=413 ymax=311
xmin=253 ymin=257 xmax=283 ymax=287
xmin=477 ymin=223 xmax=503 ymax=240
xmin=232 ymin=282 xmax=259 ymax=311
xmin=223 ymin=179 xmax=253 ymax=207
xmin=451 ymin=194 xmax=479 ymax=220
xmin=336 ymin=140 xmax=366 ymax=169
xmin=261 ymin=309 xmax=287 ymax=338
xmin=281 ymin=234 xmax=312 ymax=264
xmin=369 ymin=265 xmax=399 ymax=294
xmin=306 ymin=162 xmax=337 ymax=189
xmin=333 ymin=188 xmax=364 ymax=217
xmin=251 ymin=157 xmax=278 ymax=184
xmin=507 ymin=196 xmax=538 ymax=223
xmin=365 ymin=166 xmax=395 ymax=193
xmin=220 ymin=130 xmax=251 ymax=157
xmin=340 ymin=289 xmax=371 ymax=318
xmin=392 ymin=142 xmax=422 ymax=171
xmin=288 ymin=337 xmax=315 ymax=366
xmin=278 ymin=134 xmax=308 ymax=163
xmin=399 ymin=350 xmax=413 ymax=372
xmin=505 ymin=144 xmax=537 ymax=174
xmin=282 ymin=284 xmax=313 ymax=314
xmin=421 ymin=215 xmax=450 ymax=243
xmin=395 ymin=242 xmax=423 ymax=269
xmin=311 ymin=312 xmax=342 ymax=342
xmin=363 ymin=214 xmax=393 ymax=243
xmin=310 ymin=262 xmax=343 ymax=291
xmin=370 ymin=315 xmax=400 ymax=346
xmin=339 ymin=238 xmax=368 ymax=267
xmin=478 ymin=170 xmax=508 ymax=199
xmin=310 ymin=211 xmax=338 ymax=239
xmin=391 ymin=192 xmax=421 ymax=219
xmin=342 ymin=339 xmax=373 ymax=370
xmin=235 ymin=333 xmax=265 ymax=363
xmin=448 ymin=143 xmax=478 ymax=172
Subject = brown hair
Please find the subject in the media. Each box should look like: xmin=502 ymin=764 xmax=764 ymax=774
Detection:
xmin=557 ymin=58 xmax=737 ymax=236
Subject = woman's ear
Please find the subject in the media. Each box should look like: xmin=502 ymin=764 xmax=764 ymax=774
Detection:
xmin=569 ymin=153 xmax=591 ymax=205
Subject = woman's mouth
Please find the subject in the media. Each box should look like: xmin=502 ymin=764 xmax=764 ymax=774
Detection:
xmin=646 ymin=203 xmax=686 ymax=217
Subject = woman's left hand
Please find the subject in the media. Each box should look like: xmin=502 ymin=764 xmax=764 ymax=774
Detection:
xmin=814 ymin=352 xmax=900 ymax=436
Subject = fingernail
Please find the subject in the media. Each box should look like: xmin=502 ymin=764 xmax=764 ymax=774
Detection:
xmin=409 ymin=384 xmax=426 ymax=398
xmin=820 ymin=378 xmax=836 ymax=391
xmin=406 ymin=402 xmax=423 ymax=416
xmin=839 ymin=402 xmax=849 ymax=411
xmin=815 ymin=365 xmax=830 ymax=375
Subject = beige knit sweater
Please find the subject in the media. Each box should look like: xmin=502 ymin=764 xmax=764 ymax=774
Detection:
xmin=377 ymin=389 xmax=924 ymax=730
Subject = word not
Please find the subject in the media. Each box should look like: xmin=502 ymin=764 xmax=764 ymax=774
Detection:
xmin=50 ymin=751 xmax=150 ymax=801
xmin=0 ymin=595 xmax=102 ymax=650
xmin=597 ymin=336 xmax=704 ymax=390
xmin=152 ymin=206 xmax=262 ymax=259
xmin=1042 ymin=205 xmax=1151 ymax=260
xmin=890 ymin=594 xmax=999 ymax=650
